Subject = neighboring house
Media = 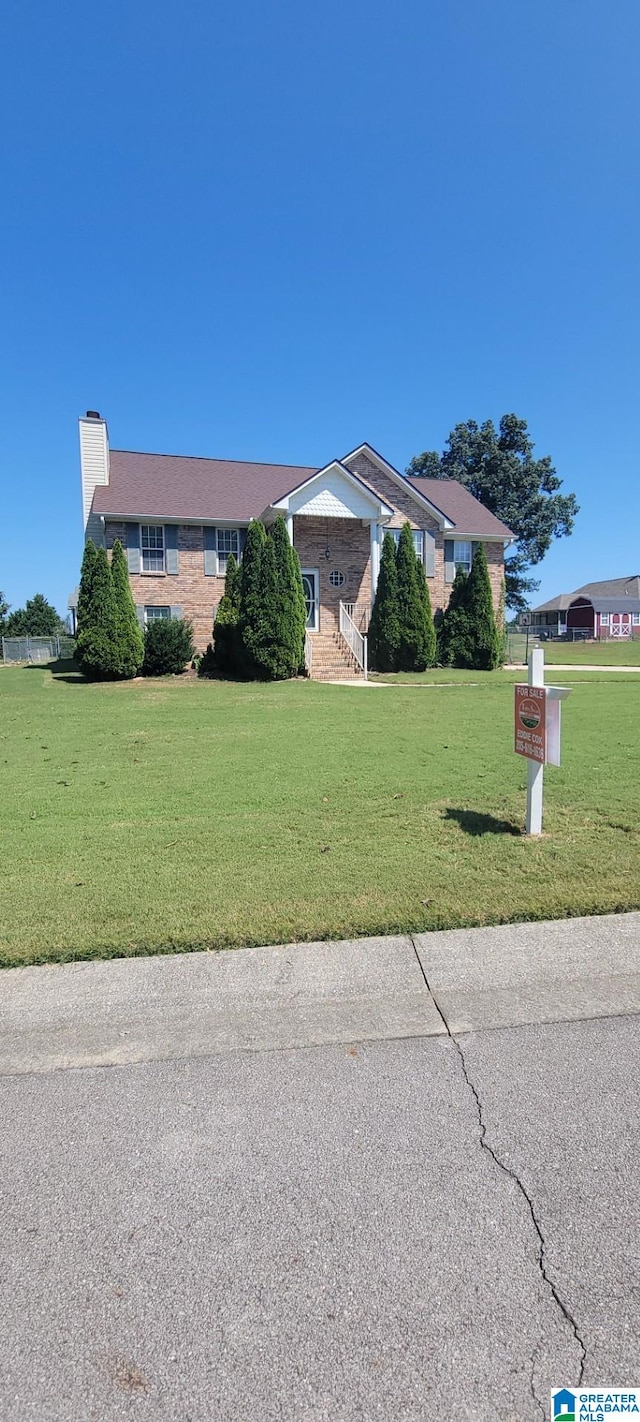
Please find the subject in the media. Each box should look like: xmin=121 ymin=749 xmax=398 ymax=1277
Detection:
xmin=78 ymin=412 xmax=513 ymax=677
xmin=530 ymin=577 xmax=640 ymax=640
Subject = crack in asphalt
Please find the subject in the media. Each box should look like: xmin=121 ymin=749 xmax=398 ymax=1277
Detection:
xmin=410 ymin=938 xmax=587 ymax=1406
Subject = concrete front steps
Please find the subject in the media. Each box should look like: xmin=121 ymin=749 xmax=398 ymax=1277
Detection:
xmin=308 ymin=630 xmax=364 ymax=681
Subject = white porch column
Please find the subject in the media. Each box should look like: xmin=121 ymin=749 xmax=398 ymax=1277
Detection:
xmin=370 ymin=521 xmax=381 ymax=598
xmin=285 ymin=513 xmax=294 ymax=544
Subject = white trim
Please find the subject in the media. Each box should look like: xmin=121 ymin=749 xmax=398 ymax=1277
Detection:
xmin=100 ymin=513 xmax=251 ymax=527
xmin=271 ymin=459 xmax=393 ymax=520
xmin=342 ymin=443 xmax=454 ymax=529
xmin=300 ymin=568 xmax=320 ymax=632
xmin=370 ymin=521 xmax=381 ymax=596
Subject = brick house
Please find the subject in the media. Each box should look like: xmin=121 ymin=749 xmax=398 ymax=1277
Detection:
xmin=78 ymin=413 xmax=513 ymax=678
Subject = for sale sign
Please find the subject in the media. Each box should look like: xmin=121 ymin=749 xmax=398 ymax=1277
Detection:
xmin=515 ymin=684 xmax=546 ymax=763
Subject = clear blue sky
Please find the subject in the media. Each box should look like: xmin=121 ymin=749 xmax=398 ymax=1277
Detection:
xmin=1 ymin=0 xmax=638 ymax=617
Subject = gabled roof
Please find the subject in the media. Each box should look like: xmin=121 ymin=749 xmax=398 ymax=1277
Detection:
xmin=404 ymin=477 xmax=514 ymax=539
xmin=92 ymin=450 xmax=319 ymax=522
xmin=270 ymin=460 xmax=393 ymax=520
xmin=342 ymin=443 xmax=455 ymax=529
xmin=574 ymin=576 xmax=640 ymax=599
xmin=91 ymin=442 xmax=513 ymax=538
xmin=532 ymin=576 xmax=640 ymax=614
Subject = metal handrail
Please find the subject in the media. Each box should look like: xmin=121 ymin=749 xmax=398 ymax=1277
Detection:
xmin=341 ymin=602 xmax=371 ymax=634
xmin=304 ymin=630 xmax=313 ymax=676
xmin=339 ymin=602 xmax=368 ymax=678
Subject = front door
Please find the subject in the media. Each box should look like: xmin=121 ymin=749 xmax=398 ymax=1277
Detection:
xmin=301 ymin=569 xmax=319 ymax=631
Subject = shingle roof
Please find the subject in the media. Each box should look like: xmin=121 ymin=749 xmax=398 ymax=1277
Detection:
xmin=530 ymin=593 xmax=575 ymax=613
xmin=91 ymin=448 xmax=513 ymax=537
xmin=532 ymin=577 xmax=640 ymax=613
xmin=92 ymin=450 xmax=319 ymax=522
xmin=574 ymin=576 xmax=640 ymax=599
xmin=404 ymin=477 xmax=513 ymax=538
xmin=588 ymin=595 xmax=640 ymax=613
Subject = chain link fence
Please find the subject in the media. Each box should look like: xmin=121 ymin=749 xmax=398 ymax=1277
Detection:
xmin=1 ymin=635 xmax=76 ymax=664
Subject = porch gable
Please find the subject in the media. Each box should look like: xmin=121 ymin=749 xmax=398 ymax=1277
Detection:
xmin=268 ymin=460 xmax=393 ymax=523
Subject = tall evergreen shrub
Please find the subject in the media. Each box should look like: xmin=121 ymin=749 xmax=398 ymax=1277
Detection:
xmin=75 ymin=541 xmax=98 ymax=639
xmin=212 ymin=553 xmax=241 ymax=674
xmin=395 ymin=523 xmax=435 ymax=672
xmin=465 ymin=543 xmax=501 ymax=670
xmin=269 ymin=516 xmax=306 ymax=676
xmin=416 ymin=561 xmax=437 ymax=670
xmin=75 ymin=546 xmax=119 ymax=680
xmin=238 ymin=520 xmax=267 ymax=677
xmin=368 ymin=532 xmax=400 ymax=672
xmin=438 ymin=567 xmax=472 ymax=668
xmin=111 ymin=539 xmax=144 ymax=677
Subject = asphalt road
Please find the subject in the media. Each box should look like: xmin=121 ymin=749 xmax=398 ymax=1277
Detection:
xmin=2 ymin=918 xmax=640 ymax=1421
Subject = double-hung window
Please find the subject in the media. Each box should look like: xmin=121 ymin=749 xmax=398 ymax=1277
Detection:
xmin=632 ymin=612 xmax=640 ymax=626
xmin=217 ymin=528 xmax=240 ymax=573
xmin=600 ymin=612 xmax=610 ymax=626
xmin=141 ymin=525 xmax=165 ymax=573
xmin=453 ymin=540 xmax=472 ymax=574
xmin=386 ymin=528 xmax=424 ymax=563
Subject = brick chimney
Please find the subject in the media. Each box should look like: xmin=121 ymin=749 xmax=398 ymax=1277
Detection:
xmin=79 ymin=411 xmax=109 ymax=543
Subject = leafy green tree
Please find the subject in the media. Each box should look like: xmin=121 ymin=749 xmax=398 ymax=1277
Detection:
xmin=395 ymin=523 xmax=435 ymax=672
xmin=464 ymin=543 xmax=502 ymax=670
xmin=438 ymin=567 xmax=473 ymax=667
xmin=407 ymin=414 xmax=579 ymax=613
xmin=142 ymin=618 xmax=195 ymax=676
xmin=212 ymin=553 xmax=242 ymax=674
xmin=0 ymin=591 xmax=9 ymax=632
xmin=368 ymin=532 xmax=401 ymax=672
xmin=238 ymin=519 xmax=267 ymax=677
xmin=110 ymin=540 xmax=144 ymax=678
xmin=4 ymin=593 xmax=66 ymax=638
xmin=75 ymin=546 xmax=120 ymax=679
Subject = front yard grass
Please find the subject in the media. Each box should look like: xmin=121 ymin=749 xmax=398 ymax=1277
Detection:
xmin=1 ymin=664 xmax=638 ymax=967
xmin=537 ymin=640 xmax=640 ymax=666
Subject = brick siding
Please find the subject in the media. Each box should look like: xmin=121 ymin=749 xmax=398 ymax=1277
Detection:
xmin=105 ymin=471 xmax=505 ymax=651
xmin=292 ymin=516 xmax=371 ymax=633
xmin=105 ymin=522 xmax=224 ymax=650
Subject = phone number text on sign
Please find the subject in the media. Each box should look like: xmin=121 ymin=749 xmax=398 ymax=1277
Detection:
xmin=515 ymin=684 xmax=546 ymax=763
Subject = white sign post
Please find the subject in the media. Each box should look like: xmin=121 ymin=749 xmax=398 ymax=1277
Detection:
xmin=514 ymin=649 xmax=571 ymax=836
xmin=525 ymin=648 xmax=545 ymax=835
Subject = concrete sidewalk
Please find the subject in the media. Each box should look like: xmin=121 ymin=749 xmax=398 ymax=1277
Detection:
xmin=3 ymin=912 xmax=640 ymax=1420
xmin=2 ymin=911 xmax=639 ymax=1075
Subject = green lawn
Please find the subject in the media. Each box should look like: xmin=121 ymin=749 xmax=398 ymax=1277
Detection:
xmin=541 ymin=640 xmax=640 ymax=665
xmin=1 ymin=663 xmax=639 ymax=968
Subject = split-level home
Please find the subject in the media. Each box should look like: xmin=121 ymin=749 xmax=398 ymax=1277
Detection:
xmin=78 ymin=412 xmax=514 ymax=678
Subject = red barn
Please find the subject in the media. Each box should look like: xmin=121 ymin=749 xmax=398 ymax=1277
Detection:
xmin=531 ymin=577 xmax=640 ymax=640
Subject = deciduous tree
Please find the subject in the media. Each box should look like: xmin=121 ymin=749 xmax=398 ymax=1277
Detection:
xmin=407 ymin=415 xmax=579 ymax=613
